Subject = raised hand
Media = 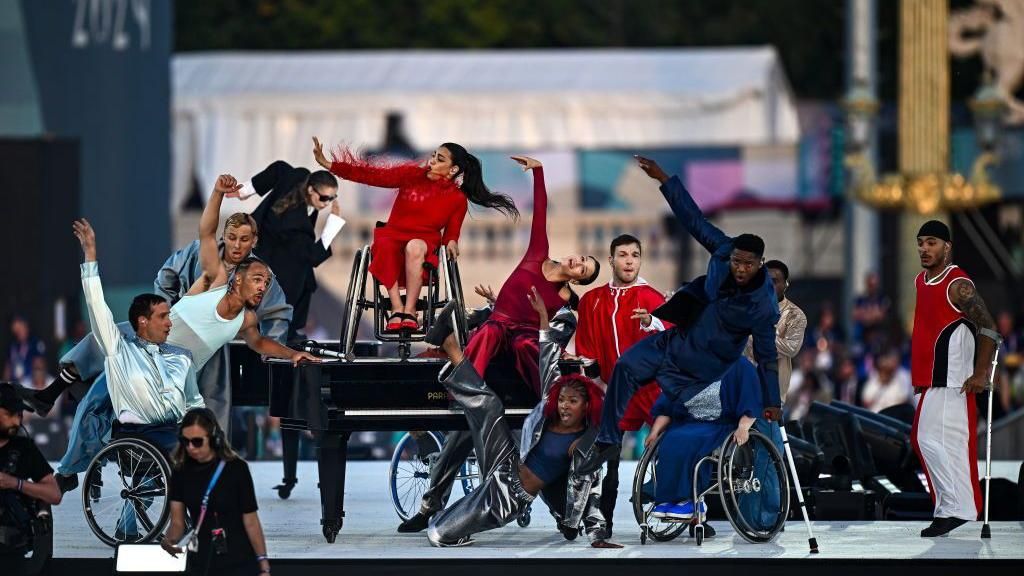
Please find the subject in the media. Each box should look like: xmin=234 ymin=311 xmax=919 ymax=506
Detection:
xmin=474 ymin=284 xmax=497 ymax=304
xmin=510 ymin=155 xmax=542 ymax=171
xmin=313 ymin=137 xmax=331 ymax=170
xmin=330 ymin=197 xmax=343 ymax=217
xmin=213 ymin=174 xmax=243 ymax=198
xmin=635 ymin=156 xmax=669 ymax=183
xmin=72 ymin=218 xmax=97 ymax=261
xmin=527 ymin=285 xmax=549 ymax=328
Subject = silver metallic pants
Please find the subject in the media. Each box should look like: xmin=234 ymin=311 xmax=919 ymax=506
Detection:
xmin=426 ymin=360 xmax=535 ymax=546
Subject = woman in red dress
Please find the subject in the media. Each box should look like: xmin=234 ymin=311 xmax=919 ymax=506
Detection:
xmin=313 ymin=137 xmax=518 ymax=331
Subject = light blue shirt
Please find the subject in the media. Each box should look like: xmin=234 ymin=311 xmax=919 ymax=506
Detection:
xmin=80 ymin=261 xmax=204 ymax=424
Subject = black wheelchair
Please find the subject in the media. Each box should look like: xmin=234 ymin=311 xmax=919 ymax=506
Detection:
xmin=81 ymin=425 xmax=174 ymax=547
xmin=632 ymin=428 xmax=790 ymax=545
xmin=340 ymin=241 xmax=468 ymax=361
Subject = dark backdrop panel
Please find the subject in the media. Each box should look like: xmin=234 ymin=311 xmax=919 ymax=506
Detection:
xmin=19 ymin=0 xmax=172 ymax=285
xmin=0 ymin=138 xmax=81 ymax=359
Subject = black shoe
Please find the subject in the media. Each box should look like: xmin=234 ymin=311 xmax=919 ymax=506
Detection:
xmin=273 ymin=478 xmax=297 ymax=500
xmin=425 ymin=301 xmax=460 ymax=346
xmin=921 ymin=517 xmax=968 ymax=537
xmin=56 ymin=473 xmax=79 ymax=494
xmin=11 ymin=386 xmax=53 ymax=416
xmin=576 ymin=442 xmax=620 ymax=476
xmin=397 ymin=511 xmax=431 ymax=533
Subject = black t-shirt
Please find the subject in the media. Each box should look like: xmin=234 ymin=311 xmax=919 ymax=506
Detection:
xmin=0 ymin=436 xmax=52 ymax=483
xmin=0 ymin=436 xmax=52 ymax=554
xmin=169 ymin=457 xmax=258 ymax=573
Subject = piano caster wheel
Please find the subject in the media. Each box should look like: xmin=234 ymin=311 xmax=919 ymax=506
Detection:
xmin=323 ymin=522 xmax=341 ymax=543
xmin=517 ymin=510 xmax=531 ymax=528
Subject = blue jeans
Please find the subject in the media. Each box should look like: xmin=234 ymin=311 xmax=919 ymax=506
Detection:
xmin=58 ymin=374 xmax=114 ymax=475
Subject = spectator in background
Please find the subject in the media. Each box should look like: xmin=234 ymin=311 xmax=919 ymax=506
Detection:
xmin=4 ymin=316 xmax=45 ymax=387
xmin=832 ymin=355 xmax=863 ymax=406
xmin=57 ymin=320 xmax=87 ymax=363
xmin=993 ymin=311 xmax=1021 ymax=418
xmin=785 ymin=349 xmax=833 ymax=421
xmin=805 ymin=303 xmax=840 ymax=374
xmin=860 ymin=349 xmax=913 ymax=416
xmin=852 ymin=272 xmax=891 ymax=357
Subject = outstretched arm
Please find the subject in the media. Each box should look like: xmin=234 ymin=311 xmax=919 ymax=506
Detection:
xmin=636 ymin=156 xmax=729 ymax=254
xmin=315 ymin=137 xmax=423 ymax=188
xmin=949 ymin=278 xmax=998 ymax=394
xmin=238 ymin=312 xmax=321 ymax=366
xmin=511 ymin=156 xmax=547 ymax=259
xmin=73 ymin=219 xmax=122 ymax=358
xmin=193 ymin=175 xmax=242 ymax=294
xmin=751 ymin=309 xmax=782 ymax=419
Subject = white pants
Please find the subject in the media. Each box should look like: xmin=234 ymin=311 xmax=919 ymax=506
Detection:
xmin=911 ymin=387 xmax=981 ymax=521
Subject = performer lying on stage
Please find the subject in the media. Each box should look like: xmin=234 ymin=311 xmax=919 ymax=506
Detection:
xmin=398 ymin=156 xmax=600 ymax=533
xmin=577 ymin=156 xmax=782 ymax=475
xmin=42 ymin=176 xmax=319 ymax=492
xmin=314 ymin=137 xmax=518 ymax=332
xmin=645 ymin=357 xmax=762 ymax=521
xmin=426 ymin=287 xmax=620 ymax=548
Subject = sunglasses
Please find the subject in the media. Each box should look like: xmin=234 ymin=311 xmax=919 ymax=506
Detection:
xmin=178 ymin=435 xmax=208 ymax=448
xmin=317 ymin=193 xmax=337 ymax=202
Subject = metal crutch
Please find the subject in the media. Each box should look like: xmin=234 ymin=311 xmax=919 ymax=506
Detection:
xmin=981 ymin=343 xmax=1001 ymax=539
xmin=778 ymin=423 xmax=819 ymax=553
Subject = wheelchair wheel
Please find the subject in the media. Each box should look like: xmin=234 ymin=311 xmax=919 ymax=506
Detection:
xmin=82 ymin=438 xmax=171 ymax=547
xmin=631 ymin=434 xmax=687 ymax=543
xmin=718 ymin=429 xmax=790 ymax=544
xmin=342 ymin=247 xmax=370 ymax=359
xmin=457 ymin=451 xmax=480 ymax=495
xmin=389 ymin=431 xmax=444 ymax=521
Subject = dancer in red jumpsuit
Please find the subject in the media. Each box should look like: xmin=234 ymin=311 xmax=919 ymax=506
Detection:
xmin=313 ymin=137 xmax=518 ymax=331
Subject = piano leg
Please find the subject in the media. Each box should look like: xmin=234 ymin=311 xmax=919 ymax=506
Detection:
xmin=316 ymin=431 xmax=350 ymax=543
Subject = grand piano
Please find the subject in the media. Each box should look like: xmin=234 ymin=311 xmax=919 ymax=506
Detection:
xmin=230 ymin=340 xmax=578 ymax=542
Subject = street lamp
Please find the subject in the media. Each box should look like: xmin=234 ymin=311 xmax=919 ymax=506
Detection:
xmin=844 ymin=75 xmax=1002 ymax=215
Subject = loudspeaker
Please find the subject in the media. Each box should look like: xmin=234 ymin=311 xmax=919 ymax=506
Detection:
xmin=0 ymin=139 xmax=81 ymax=358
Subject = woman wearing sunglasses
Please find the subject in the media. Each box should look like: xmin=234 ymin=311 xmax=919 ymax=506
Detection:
xmin=162 ymin=408 xmax=270 ymax=576
xmin=234 ymin=160 xmax=345 ymax=342
xmin=313 ymin=137 xmax=518 ymax=332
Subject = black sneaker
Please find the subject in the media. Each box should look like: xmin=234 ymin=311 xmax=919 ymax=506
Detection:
xmin=12 ymin=386 xmax=53 ymax=417
xmin=397 ymin=511 xmax=431 ymax=533
xmin=920 ymin=517 xmax=968 ymax=537
xmin=56 ymin=473 xmax=79 ymax=494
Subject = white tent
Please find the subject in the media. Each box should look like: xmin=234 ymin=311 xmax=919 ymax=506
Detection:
xmin=172 ymin=48 xmax=800 ymax=211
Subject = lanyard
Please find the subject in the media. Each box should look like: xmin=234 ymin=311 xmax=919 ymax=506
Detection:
xmin=194 ymin=460 xmax=226 ymax=533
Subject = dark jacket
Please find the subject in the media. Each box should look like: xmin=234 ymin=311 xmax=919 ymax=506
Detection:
xmin=656 ymin=175 xmax=782 ymax=409
xmin=249 ymin=160 xmax=332 ymax=304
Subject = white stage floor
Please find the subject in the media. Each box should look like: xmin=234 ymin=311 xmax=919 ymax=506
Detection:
xmin=52 ymin=461 xmax=1023 ymax=561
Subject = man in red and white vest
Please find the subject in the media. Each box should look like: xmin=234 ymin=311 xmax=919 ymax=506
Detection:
xmin=574 ymin=234 xmax=669 ymax=536
xmin=911 ymin=220 xmax=1000 ymax=537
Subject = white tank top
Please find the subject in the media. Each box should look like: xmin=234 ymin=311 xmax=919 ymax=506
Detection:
xmin=167 ymin=285 xmax=245 ymax=370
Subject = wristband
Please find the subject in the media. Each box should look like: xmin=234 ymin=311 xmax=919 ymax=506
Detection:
xmin=256 ymin=555 xmax=269 ymax=562
xmin=17 ymin=479 xmax=24 ymax=492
